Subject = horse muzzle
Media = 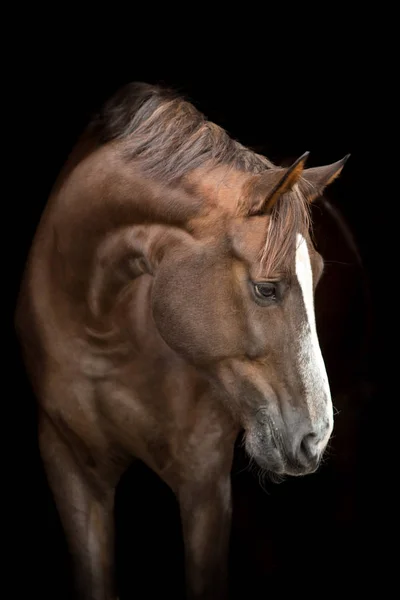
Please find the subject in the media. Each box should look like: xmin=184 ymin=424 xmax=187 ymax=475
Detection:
xmin=245 ymin=416 xmax=332 ymax=476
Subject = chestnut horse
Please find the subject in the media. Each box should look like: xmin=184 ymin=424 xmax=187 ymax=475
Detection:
xmin=15 ymin=83 xmax=349 ymax=600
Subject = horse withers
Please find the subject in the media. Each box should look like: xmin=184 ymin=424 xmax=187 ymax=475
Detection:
xmin=15 ymin=83 xmax=349 ymax=600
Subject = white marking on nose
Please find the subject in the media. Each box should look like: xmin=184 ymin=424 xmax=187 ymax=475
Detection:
xmin=295 ymin=234 xmax=333 ymax=443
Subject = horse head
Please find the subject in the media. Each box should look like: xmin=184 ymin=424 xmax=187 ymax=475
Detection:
xmin=102 ymin=149 xmax=349 ymax=476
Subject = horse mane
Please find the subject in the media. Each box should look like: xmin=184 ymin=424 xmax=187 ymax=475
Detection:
xmin=89 ymin=82 xmax=311 ymax=275
xmin=88 ymin=82 xmax=273 ymax=181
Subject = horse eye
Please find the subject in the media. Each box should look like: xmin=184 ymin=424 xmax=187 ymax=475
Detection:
xmin=253 ymin=282 xmax=277 ymax=300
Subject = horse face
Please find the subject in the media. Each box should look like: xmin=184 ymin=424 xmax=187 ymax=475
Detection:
xmin=151 ymin=215 xmax=333 ymax=476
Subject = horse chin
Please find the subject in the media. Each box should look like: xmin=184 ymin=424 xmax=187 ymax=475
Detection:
xmin=251 ymin=451 xmax=287 ymax=476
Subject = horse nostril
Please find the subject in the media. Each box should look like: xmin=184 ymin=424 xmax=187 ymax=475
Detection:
xmin=299 ymin=432 xmax=318 ymax=461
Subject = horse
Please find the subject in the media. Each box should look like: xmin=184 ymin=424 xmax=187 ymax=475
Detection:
xmin=15 ymin=82 xmax=349 ymax=600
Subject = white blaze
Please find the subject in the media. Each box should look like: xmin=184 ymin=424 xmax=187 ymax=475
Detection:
xmin=295 ymin=234 xmax=333 ymax=441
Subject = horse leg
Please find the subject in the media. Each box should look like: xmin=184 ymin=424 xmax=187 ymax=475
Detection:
xmin=178 ymin=475 xmax=232 ymax=600
xmin=173 ymin=429 xmax=235 ymax=600
xmin=38 ymin=413 xmax=119 ymax=600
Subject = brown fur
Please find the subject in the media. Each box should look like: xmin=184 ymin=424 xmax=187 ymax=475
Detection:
xmin=15 ymin=82 xmax=347 ymax=600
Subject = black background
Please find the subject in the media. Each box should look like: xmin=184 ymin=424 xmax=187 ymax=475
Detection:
xmin=9 ymin=26 xmax=394 ymax=599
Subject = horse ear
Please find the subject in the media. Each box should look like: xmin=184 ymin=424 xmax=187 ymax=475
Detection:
xmin=247 ymin=152 xmax=310 ymax=215
xmin=301 ymin=154 xmax=350 ymax=202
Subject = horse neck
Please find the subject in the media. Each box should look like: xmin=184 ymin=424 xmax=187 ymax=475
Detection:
xmin=40 ymin=141 xmax=183 ymax=306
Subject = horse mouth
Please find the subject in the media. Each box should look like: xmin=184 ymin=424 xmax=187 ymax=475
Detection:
xmin=244 ymin=422 xmax=285 ymax=474
xmin=248 ymin=442 xmax=317 ymax=476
